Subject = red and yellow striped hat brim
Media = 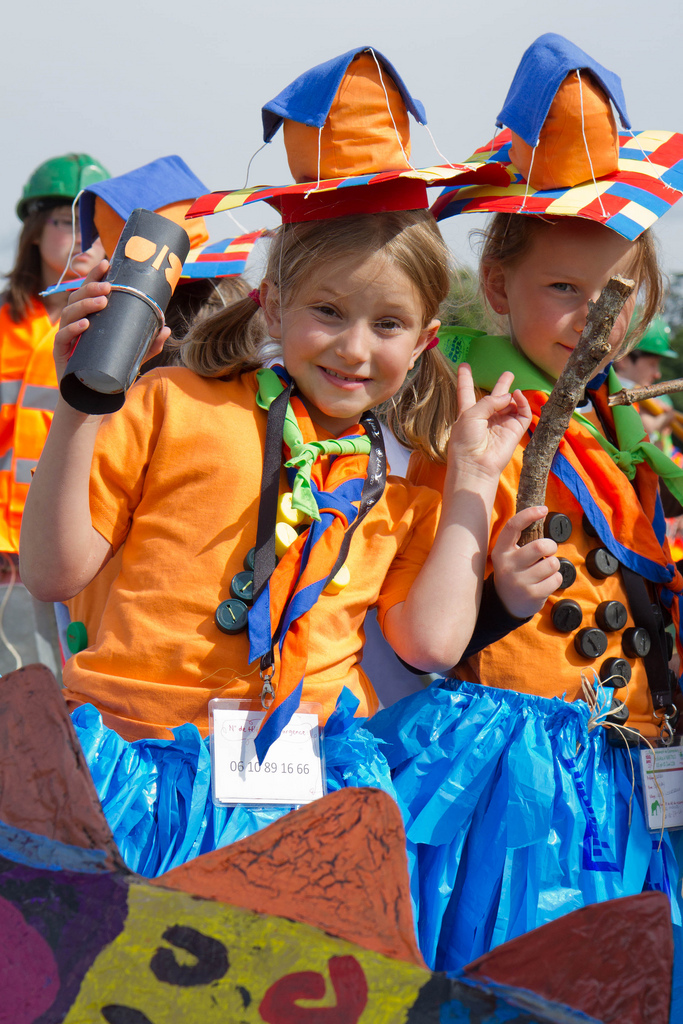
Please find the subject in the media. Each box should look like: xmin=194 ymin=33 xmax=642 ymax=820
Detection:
xmin=432 ymin=128 xmax=683 ymax=241
xmin=187 ymin=164 xmax=490 ymax=225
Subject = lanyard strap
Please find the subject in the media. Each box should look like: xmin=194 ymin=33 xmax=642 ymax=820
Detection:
xmin=252 ymin=385 xmax=387 ymax=693
xmin=252 ymin=380 xmax=294 ymax=603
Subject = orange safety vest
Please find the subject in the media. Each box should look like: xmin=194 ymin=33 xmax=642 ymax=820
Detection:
xmin=0 ymin=301 xmax=58 ymax=553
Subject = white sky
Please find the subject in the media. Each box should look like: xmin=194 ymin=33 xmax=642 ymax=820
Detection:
xmin=2 ymin=0 xmax=683 ymax=280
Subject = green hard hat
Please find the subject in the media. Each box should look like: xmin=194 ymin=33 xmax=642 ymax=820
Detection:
xmin=636 ymin=316 xmax=677 ymax=358
xmin=16 ymin=153 xmax=109 ymax=221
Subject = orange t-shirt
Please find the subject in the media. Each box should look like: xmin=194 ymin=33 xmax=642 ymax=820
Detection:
xmin=409 ymin=443 xmax=665 ymax=738
xmin=0 ymin=301 xmax=53 ymax=455
xmin=63 ymin=367 xmax=441 ymax=740
xmin=0 ymin=301 xmax=57 ymax=552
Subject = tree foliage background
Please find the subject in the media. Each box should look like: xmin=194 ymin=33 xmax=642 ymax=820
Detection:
xmin=664 ymin=275 xmax=683 ymax=412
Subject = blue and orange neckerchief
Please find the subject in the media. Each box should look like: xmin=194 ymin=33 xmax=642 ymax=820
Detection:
xmin=437 ymin=330 xmax=683 ymax=593
xmin=247 ymin=366 xmax=386 ymax=758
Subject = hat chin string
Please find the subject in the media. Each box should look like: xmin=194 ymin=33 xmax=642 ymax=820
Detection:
xmin=485 ymin=126 xmax=501 ymax=163
xmin=423 ymin=124 xmax=456 ymax=169
xmin=225 ymin=209 xmax=249 ymax=234
xmin=624 ymin=128 xmax=677 ymax=194
xmin=304 ymin=128 xmax=324 ymax=199
xmin=577 ymin=69 xmax=608 ymax=219
xmin=243 ymin=142 xmax=268 ymax=190
xmin=369 ymin=47 xmax=415 ymax=171
xmin=44 ymin=189 xmax=85 ymax=296
xmin=519 ymin=145 xmax=536 ymax=212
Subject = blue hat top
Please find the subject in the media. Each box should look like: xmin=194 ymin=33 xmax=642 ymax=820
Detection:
xmin=260 ymin=45 xmax=427 ymax=144
xmin=496 ymin=33 xmax=630 ymax=148
xmin=79 ymin=155 xmax=207 ymax=250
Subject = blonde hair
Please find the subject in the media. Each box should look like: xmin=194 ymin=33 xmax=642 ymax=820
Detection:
xmin=477 ymin=213 xmax=664 ymax=354
xmin=179 ymin=211 xmax=458 ymax=459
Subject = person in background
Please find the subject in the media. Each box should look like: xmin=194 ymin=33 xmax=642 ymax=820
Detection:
xmin=614 ymin=315 xmax=678 ymax=444
xmin=57 ymin=155 xmax=259 ymax=660
xmin=0 ymin=153 xmax=109 ymax=555
xmin=0 ymin=154 xmax=108 ymax=675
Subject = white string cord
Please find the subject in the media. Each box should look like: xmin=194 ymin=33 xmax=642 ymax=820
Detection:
xmin=484 ymin=126 xmax=501 ymax=162
xmin=242 ymin=142 xmax=268 ymax=189
xmin=212 ymin=281 xmax=228 ymax=308
xmin=369 ymin=48 xmax=415 ymax=170
xmin=43 ymin=189 xmax=85 ymax=296
xmin=304 ymin=128 xmax=324 ymax=198
xmin=624 ymin=128 xmax=677 ymax=194
xmin=423 ymin=124 xmax=456 ymax=169
xmin=225 ymin=209 xmax=249 ymax=234
xmin=581 ymin=670 xmax=667 ymax=846
xmin=519 ymin=145 xmax=537 ymax=212
xmin=625 ymin=128 xmax=656 ymax=169
xmin=576 ymin=70 xmax=608 ymax=219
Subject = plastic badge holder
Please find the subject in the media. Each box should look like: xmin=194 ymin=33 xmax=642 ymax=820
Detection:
xmin=209 ymin=698 xmax=326 ymax=807
xmin=60 ymin=208 xmax=190 ymax=415
xmin=639 ymin=746 xmax=683 ymax=831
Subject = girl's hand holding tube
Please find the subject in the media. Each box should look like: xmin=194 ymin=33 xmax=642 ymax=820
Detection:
xmin=54 ymin=259 xmax=170 ymax=386
xmin=23 ymin=258 xmax=171 ymax=602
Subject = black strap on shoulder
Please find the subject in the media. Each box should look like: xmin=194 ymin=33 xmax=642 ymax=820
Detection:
xmin=252 ymin=381 xmax=294 ymax=603
xmin=321 ymin=410 xmax=386 ymax=589
xmin=620 ymin=563 xmax=675 ymax=712
xmin=252 ymin=396 xmax=386 ymax=676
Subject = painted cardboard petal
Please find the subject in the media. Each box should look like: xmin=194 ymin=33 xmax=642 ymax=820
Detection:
xmin=463 ymin=892 xmax=673 ymax=1024
xmin=497 ymin=32 xmax=630 ymax=148
xmin=79 ymin=155 xmax=208 ymax=250
xmin=261 ymin=45 xmax=426 ymax=144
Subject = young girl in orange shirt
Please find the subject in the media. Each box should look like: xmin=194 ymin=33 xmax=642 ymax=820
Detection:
xmin=369 ymin=36 xmax=683 ymax=1000
xmin=20 ymin=48 xmax=559 ymax=878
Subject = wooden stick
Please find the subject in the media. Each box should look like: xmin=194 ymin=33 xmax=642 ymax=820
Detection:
xmin=516 ymin=274 xmax=635 ymax=545
xmin=608 ymin=377 xmax=683 ymax=406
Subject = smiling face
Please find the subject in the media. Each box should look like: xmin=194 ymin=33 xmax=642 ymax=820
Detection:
xmin=483 ymin=218 xmax=639 ymax=382
xmin=261 ymin=253 xmax=439 ymax=434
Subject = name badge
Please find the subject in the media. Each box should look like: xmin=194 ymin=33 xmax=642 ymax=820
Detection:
xmin=209 ymin=699 xmax=325 ymax=807
xmin=639 ymin=746 xmax=683 ymax=831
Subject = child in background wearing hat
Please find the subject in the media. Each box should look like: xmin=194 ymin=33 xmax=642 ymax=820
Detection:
xmin=614 ymin=316 xmax=679 ymax=444
xmin=21 ymin=49 xmax=558 ymax=878
xmin=0 ymin=154 xmax=109 ymax=557
xmin=369 ymin=35 xmax=683 ymax=995
xmin=58 ymin=155 xmax=258 ymax=659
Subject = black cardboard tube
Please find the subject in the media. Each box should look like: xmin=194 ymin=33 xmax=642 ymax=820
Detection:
xmin=60 ymin=208 xmax=190 ymax=414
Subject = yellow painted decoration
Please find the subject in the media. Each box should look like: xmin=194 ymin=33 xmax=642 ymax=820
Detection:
xmin=325 ymin=562 xmax=351 ymax=595
xmin=124 ymin=235 xmax=157 ymax=263
xmin=151 ymin=244 xmax=170 ymax=271
xmin=277 ymin=492 xmax=309 ymax=528
xmin=165 ymin=251 xmax=183 ymax=290
xmin=63 ymin=881 xmax=428 ymax=1023
xmin=274 ymin=521 xmax=299 ymax=558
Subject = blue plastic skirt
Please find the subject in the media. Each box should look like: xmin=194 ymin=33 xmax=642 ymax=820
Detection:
xmin=367 ymin=678 xmax=683 ymax=974
xmin=71 ymin=688 xmax=397 ymax=879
